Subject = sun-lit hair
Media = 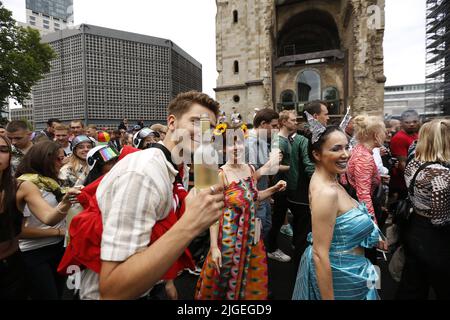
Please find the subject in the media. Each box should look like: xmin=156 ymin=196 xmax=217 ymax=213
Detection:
xmin=415 ymin=119 xmax=450 ymax=163
xmin=279 ymin=110 xmax=297 ymax=126
xmin=54 ymin=124 xmax=69 ymax=132
xmin=353 ymin=114 xmax=385 ymax=143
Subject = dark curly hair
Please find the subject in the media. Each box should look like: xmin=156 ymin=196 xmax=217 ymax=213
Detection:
xmin=15 ymin=141 xmax=64 ymax=201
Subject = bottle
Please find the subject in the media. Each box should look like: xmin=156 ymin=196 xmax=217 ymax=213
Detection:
xmin=194 ymin=113 xmax=219 ymax=190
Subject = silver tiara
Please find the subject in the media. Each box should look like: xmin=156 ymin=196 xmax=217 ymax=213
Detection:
xmin=304 ymin=111 xmax=326 ymax=144
xmin=339 ymin=106 xmax=352 ymax=131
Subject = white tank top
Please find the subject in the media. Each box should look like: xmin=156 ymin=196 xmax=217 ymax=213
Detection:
xmin=19 ymin=190 xmax=65 ymax=252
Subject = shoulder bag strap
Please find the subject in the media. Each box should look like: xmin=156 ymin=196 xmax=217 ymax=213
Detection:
xmin=408 ymin=162 xmax=437 ymax=196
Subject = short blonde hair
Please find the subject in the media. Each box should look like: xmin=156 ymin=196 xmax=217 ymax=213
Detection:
xmin=150 ymin=123 xmax=167 ymax=133
xmin=54 ymin=124 xmax=68 ymax=132
xmin=278 ymin=110 xmax=297 ymax=125
xmin=353 ymin=114 xmax=385 ymax=143
xmin=415 ymin=119 xmax=450 ymax=163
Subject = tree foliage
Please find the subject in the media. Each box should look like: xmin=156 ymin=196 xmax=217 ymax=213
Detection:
xmin=0 ymin=1 xmax=56 ymax=110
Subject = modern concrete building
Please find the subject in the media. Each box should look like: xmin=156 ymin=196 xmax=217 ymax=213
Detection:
xmin=25 ymin=0 xmax=74 ymax=34
xmin=9 ymin=98 xmax=34 ymax=123
xmin=384 ymin=83 xmax=426 ymax=116
xmin=31 ymin=24 xmax=202 ymax=130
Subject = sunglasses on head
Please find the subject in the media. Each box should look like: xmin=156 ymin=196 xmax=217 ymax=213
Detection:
xmin=0 ymin=145 xmax=11 ymax=153
xmin=97 ymin=147 xmax=119 ymax=162
xmin=139 ymin=128 xmax=160 ymax=139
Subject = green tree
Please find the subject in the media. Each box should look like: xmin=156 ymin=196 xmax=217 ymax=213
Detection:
xmin=0 ymin=1 xmax=56 ymax=111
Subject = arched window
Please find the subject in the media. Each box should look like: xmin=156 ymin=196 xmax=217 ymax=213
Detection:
xmin=277 ymin=9 xmax=340 ymax=57
xmin=233 ymin=10 xmax=238 ymax=23
xmin=234 ymin=60 xmax=239 ymax=74
xmin=280 ymin=90 xmax=296 ymax=110
xmin=297 ymin=70 xmax=321 ymax=103
xmin=322 ymin=87 xmax=340 ymax=114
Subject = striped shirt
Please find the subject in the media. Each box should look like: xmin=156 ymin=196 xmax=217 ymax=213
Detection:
xmin=79 ymin=143 xmax=178 ymax=300
xmin=347 ymin=144 xmax=381 ymax=217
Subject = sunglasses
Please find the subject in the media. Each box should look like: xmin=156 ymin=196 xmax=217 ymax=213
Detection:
xmin=97 ymin=147 xmax=119 ymax=162
xmin=0 ymin=145 xmax=11 ymax=153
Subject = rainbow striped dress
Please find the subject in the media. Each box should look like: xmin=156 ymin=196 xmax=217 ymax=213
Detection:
xmin=195 ymin=175 xmax=268 ymax=300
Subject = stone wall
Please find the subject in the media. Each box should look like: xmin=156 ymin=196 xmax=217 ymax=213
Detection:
xmin=215 ymin=0 xmax=385 ymax=121
xmin=349 ymin=0 xmax=386 ymax=115
xmin=215 ymin=0 xmax=274 ymax=121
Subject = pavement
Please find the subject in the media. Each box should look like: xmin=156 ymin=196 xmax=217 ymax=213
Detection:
xmin=175 ymin=232 xmax=400 ymax=300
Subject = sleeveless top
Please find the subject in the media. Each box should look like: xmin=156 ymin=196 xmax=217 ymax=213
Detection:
xmin=195 ymin=165 xmax=269 ymax=300
xmin=0 ymin=182 xmax=23 ymax=243
xmin=293 ymin=202 xmax=382 ymax=300
xmin=0 ymin=208 xmax=23 ymax=243
xmin=19 ymin=190 xmax=65 ymax=252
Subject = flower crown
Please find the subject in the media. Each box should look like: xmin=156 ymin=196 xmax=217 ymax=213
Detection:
xmin=213 ymin=123 xmax=227 ymax=136
xmin=213 ymin=123 xmax=249 ymax=138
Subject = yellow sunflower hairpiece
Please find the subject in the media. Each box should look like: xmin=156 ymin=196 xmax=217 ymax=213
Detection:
xmin=240 ymin=123 xmax=249 ymax=138
xmin=213 ymin=123 xmax=227 ymax=136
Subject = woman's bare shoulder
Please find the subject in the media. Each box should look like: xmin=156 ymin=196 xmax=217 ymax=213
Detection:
xmin=310 ymin=182 xmax=338 ymax=206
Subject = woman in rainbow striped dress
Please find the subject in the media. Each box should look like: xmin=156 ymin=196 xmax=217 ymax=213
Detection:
xmin=195 ymin=124 xmax=286 ymax=300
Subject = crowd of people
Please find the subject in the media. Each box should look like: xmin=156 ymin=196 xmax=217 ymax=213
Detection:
xmin=0 ymin=90 xmax=449 ymax=301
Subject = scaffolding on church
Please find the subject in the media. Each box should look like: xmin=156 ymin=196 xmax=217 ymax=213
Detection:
xmin=425 ymin=0 xmax=450 ymax=116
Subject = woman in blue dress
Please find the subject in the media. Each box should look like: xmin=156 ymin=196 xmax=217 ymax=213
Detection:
xmin=292 ymin=124 xmax=387 ymax=300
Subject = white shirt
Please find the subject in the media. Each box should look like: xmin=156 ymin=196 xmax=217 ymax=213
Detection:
xmin=19 ymin=190 xmax=66 ymax=252
xmin=373 ymin=147 xmax=389 ymax=176
xmin=63 ymin=145 xmax=72 ymax=157
xmin=79 ymin=143 xmax=178 ymax=300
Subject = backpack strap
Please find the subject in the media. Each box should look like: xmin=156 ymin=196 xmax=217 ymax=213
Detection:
xmin=148 ymin=143 xmax=182 ymax=183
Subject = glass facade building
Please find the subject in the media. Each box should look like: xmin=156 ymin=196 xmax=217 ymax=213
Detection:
xmin=26 ymin=0 xmax=73 ymax=20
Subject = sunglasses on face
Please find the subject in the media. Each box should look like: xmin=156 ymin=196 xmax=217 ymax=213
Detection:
xmin=0 ymin=145 xmax=11 ymax=153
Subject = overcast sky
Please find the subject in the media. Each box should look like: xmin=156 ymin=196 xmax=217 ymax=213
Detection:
xmin=4 ymin=0 xmax=426 ymax=97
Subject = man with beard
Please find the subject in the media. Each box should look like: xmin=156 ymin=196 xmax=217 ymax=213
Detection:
xmin=390 ymin=110 xmax=420 ymax=200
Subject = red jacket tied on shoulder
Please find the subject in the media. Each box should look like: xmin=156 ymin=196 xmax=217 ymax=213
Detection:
xmin=57 ymin=145 xmax=195 ymax=280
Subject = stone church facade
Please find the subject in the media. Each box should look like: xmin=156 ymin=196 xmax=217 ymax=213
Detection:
xmin=215 ymin=0 xmax=386 ymax=124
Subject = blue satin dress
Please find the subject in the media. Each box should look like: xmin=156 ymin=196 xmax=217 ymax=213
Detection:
xmin=292 ymin=203 xmax=381 ymax=300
